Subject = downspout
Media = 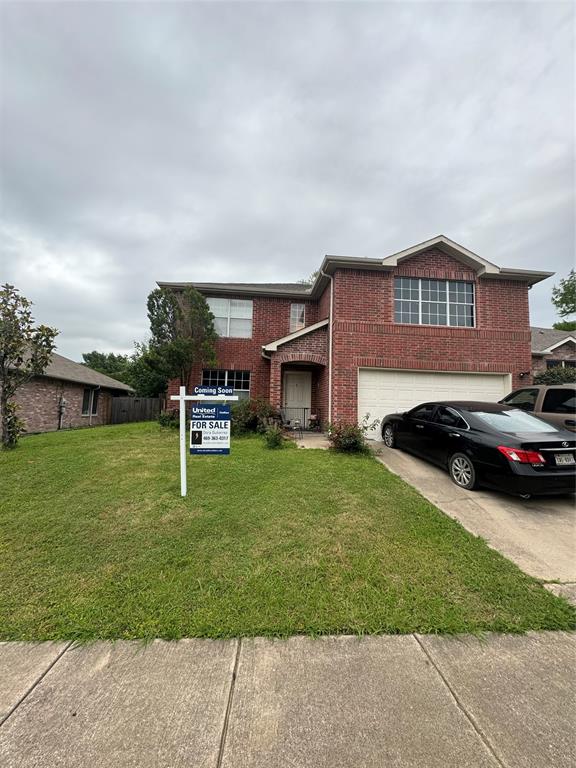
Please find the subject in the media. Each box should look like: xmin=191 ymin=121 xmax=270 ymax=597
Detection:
xmin=319 ymin=269 xmax=333 ymax=424
xmin=89 ymin=385 xmax=100 ymax=426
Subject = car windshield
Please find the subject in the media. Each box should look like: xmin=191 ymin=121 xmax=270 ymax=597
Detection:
xmin=473 ymin=408 xmax=560 ymax=433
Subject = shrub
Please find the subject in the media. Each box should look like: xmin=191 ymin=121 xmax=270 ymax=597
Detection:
xmin=534 ymin=367 xmax=576 ymax=385
xmin=263 ymin=425 xmax=286 ymax=449
xmin=158 ymin=409 xmax=180 ymax=429
xmin=327 ymin=414 xmax=380 ymax=454
xmin=231 ymin=397 xmax=279 ymax=436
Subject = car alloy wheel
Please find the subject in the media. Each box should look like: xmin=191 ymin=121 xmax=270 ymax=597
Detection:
xmin=383 ymin=424 xmax=396 ymax=448
xmin=449 ymin=453 xmax=477 ymax=490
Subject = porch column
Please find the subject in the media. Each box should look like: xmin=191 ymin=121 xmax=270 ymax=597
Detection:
xmin=270 ymin=358 xmax=282 ymax=409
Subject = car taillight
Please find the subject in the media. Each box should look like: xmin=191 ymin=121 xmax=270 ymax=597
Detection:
xmin=497 ymin=446 xmax=546 ymax=465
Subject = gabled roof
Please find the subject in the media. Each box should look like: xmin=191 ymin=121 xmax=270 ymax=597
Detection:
xmin=381 ymin=235 xmax=501 ymax=273
xmin=158 ymin=235 xmax=554 ymax=300
xmin=40 ymin=352 xmax=134 ymax=391
xmin=262 ymin=319 xmax=329 ymax=352
xmin=531 ymin=327 xmax=576 ymax=355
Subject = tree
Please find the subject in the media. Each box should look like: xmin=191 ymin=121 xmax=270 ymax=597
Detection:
xmin=552 ymin=320 xmax=576 ymax=332
xmin=126 ymin=342 xmax=169 ymax=397
xmin=81 ymin=351 xmax=131 ymax=383
xmin=552 ymin=270 xmax=576 ymax=318
xmin=298 ymin=269 xmax=320 ymax=285
xmin=146 ymin=286 xmax=217 ymax=387
xmin=0 ymin=284 xmax=58 ymax=448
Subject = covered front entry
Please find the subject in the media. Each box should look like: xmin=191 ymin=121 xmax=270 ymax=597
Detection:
xmin=282 ymin=370 xmax=312 ymax=426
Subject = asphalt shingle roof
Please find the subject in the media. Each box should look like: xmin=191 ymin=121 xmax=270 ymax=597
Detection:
xmin=531 ymin=326 xmax=576 ymax=354
xmin=41 ymin=352 xmax=134 ymax=391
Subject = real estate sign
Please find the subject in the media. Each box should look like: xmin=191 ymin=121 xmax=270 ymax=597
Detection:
xmin=190 ymin=404 xmax=231 ymax=455
xmin=193 ymin=385 xmax=234 ymax=397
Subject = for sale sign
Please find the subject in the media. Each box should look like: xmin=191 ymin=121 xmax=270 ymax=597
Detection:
xmin=190 ymin=404 xmax=231 ymax=455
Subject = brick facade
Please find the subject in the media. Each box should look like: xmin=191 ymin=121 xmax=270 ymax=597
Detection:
xmin=166 ymin=245 xmax=539 ymax=426
xmin=166 ymin=296 xmax=326 ymax=402
xmin=532 ymin=342 xmax=576 ymax=376
xmin=13 ymin=378 xmax=113 ymax=434
xmin=330 ymin=250 xmax=532 ymax=422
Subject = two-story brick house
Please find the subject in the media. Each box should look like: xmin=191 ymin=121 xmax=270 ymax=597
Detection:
xmin=159 ymin=236 xmax=552 ymax=430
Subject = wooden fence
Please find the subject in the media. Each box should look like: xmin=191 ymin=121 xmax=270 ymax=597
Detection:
xmin=110 ymin=397 xmax=161 ymax=424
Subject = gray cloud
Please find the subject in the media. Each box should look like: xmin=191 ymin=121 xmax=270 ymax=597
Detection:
xmin=1 ymin=1 xmax=574 ymax=359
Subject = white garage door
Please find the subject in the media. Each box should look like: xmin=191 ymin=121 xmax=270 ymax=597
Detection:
xmin=358 ymin=368 xmax=511 ymax=435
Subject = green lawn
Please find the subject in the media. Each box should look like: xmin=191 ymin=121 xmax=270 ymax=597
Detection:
xmin=0 ymin=422 xmax=574 ymax=641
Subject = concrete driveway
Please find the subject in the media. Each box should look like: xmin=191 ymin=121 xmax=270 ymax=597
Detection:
xmin=374 ymin=444 xmax=576 ymax=601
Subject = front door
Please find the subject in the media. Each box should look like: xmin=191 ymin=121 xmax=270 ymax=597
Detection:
xmin=283 ymin=371 xmax=312 ymax=424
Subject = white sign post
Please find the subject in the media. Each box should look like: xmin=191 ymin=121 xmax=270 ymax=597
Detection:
xmin=170 ymin=385 xmax=238 ymax=497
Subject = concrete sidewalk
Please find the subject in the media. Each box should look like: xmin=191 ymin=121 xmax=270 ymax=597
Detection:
xmin=1 ymin=632 xmax=574 ymax=767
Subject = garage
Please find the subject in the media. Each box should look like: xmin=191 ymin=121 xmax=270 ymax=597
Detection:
xmin=358 ymin=368 xmax=511 ymax=434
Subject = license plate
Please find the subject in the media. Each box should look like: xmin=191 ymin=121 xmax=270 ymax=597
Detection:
xmin=555 ymin=453 xmax=575 ymax=466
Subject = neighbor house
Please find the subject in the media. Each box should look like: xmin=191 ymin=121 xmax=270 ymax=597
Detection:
xmin=159 ymin=235 xmax=552 ymax=429
xmin=13 ymin=352 xmax=133 ymax=434
xmin=531 ymin=327 xmax=576 ymax=376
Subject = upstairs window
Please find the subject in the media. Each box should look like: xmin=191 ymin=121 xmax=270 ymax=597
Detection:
xmin=394 ymin=278 xmax=475 ymax=327
xmin=290 ymin=303 xmax=306 ymax=333
xmin=202 ymin=369 xmax=250 ymax=400
xmin=206 ymin=297 xmax=253 ymax=338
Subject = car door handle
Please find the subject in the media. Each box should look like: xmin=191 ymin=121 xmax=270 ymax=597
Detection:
xmin=449 ymin=433 xmax=461 ymax=438
xmin=415 ymin=424 xmax=424 ymax=429
xmin=565 ymin=420 xmax=576 ymax=426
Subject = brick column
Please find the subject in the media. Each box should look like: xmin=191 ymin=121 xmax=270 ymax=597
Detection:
xmin=270 ymin=358 xmax=282 ymax=408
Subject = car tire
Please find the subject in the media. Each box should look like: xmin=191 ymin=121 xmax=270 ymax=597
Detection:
xmin=449 ymin=453 xmax=477 ymax=490
xmin=382 ymin=424 xmax=396 ymax=449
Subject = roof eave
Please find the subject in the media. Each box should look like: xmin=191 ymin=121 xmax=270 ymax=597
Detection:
xmin=262 ymin=318 xmax=329 ymax=352
xmin=38 ymin=371 xmax=134 ymax=391
xmin=157 ymin=281 xmax=313 ymax=300
xmin=480 ymin=269 xmax=554 ymax=287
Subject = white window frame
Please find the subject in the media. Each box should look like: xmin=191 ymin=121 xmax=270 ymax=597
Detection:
xmin=206 ymin=297 xmax=253 ymax=338
xmin=290 ymin=303 xmax=306 ymax=333
xmin=394 ymin=277 xmax=475 ymax=328
xmin=202 ymin=369 xmax=251 ymax=396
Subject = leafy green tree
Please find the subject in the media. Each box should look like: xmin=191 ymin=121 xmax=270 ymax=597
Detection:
xmin=0 ymin=284 xmax=58 ymax=448
xmin=81 ymin=351 xmax=131 ymax=383
xmin=552 ymin=270 xmax=576 ymax=318
xmin=126 ymin=342 xmax=168 ymax=397
xmin=552 ymin=320 xmax=576 ymax=332
xmin=146 ymin=286 xmax=217 ymax=387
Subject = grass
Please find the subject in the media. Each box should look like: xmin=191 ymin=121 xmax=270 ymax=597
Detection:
xmin=0 ymin=422 xmax=574 ymax=641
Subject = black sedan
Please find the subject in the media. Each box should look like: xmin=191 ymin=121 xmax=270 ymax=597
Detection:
xmin=381 ymin=401 xmax=576 ymax=498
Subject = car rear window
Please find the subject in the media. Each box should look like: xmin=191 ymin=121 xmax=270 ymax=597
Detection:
xmin=542 ymin=388 xmax=576 ymax=414
xmin=474 ymin=409 xmax=560 ymax=433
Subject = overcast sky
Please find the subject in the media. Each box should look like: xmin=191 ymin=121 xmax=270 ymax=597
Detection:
xmin=1 ymin=1 xmax=574 ymax=360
